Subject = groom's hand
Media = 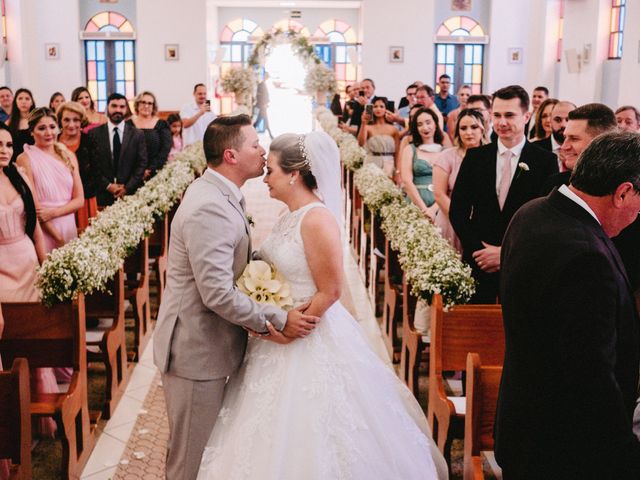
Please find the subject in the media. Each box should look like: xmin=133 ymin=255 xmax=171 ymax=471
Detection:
xmin=283 ymin=309 xmax=320 ymax=338
xmin=262 ymin=321 xmax=295 ymax=344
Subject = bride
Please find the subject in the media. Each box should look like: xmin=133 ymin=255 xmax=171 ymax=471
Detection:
xmin=197 ymin=131 xmax=448 ymax=480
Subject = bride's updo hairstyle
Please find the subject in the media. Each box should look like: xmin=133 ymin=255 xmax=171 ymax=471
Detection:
xmin=269 ymin=133 xmax=318 ymax=190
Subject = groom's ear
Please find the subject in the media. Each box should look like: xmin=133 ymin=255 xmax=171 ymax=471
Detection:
xmin=222 ymin=147 xmax=238 ymax=166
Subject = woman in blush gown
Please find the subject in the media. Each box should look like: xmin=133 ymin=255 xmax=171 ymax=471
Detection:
xmin=197 ymin=132 xmax=448 ymax=480
xmin=358 ymin=96 xmax=400 ymax=178
xmin=0 ymin=124 xmax=58 ymax=438
xmin=17 ymin=107 xmax=84 ymax=253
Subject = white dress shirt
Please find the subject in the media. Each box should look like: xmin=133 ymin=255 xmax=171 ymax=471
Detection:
xmin=496 ymin=136 xmax=527 ymax=194
xmin=180 ymin=101 xmax=217 ymax=147
xmin=207 ymin=167 xmax=243 ymax=205
xmin=558 ymin=184 xmax=600 ymax=224
xmin=107 ymin=120 xmax=125 ymax=155
xmin=550 ymin=135 xmax=564 ymax=170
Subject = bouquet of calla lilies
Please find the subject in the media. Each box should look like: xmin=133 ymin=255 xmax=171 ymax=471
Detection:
xmin=237 ymin=260 xmax=293 ymax=309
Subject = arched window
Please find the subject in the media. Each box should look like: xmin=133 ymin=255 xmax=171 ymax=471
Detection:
xmin=1 ymin=0 xmax=7 ymax=58
xmin=272 ymin=19 xmax=310 ymax=37
xmin=608 ymin=0 xmax=626 ymax=59
xmin=81 ymin=11 xmax=136 ymax=112
xmin=557 ymin=0 xmax=565 ymax=62
xmin=219 ymin=18 xmax=264 ymax=114
xmin=434 ymin=16 xmax=487 ymax=94
xmin=313 ymin=19 xmax=360 ymax=96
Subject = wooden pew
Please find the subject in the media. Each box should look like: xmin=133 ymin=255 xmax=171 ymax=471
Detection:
xmin=148 ymin=213 xmax=169 ymax=314
xmin=86 ymin=268 xmax=130 ymax=419
xmin=464 ymin=353 xmax=503 ymax=480
xmin=367 ymin=211 xmax=386 ymax=314
xmin=399 ymin=274 xmax=424 ymax=396
xmin=0 ymin=296 xmax=96 ymax=479
xmin=381 ymin=239 xmax=403 ymax=362
xmin=358 ymin=202 xmax=371 ymax=282
xmin=351 ymin=181 xmax=362 ymax=260
xmin=0 ymin=358 xmax=32 ymax=480
xmin=124 ymin=237 xmax=152 ymax=360
xmin=428 ymin=294 xmax=504 ymax=465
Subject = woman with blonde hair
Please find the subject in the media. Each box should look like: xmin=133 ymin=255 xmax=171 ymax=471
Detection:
xmin=131 ymin=91 xmax=171 ymax=179
xmin=57 ymin=101 xmax=99 ymax=231
xmin=16 ymin=107 xmax=84 ymax=252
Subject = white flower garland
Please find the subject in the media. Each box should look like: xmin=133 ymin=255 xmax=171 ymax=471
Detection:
xmin=221 ymin=67 xmax=256 ymax=104
xmin=314 ymin=106 xmax=475 ymax=306
xmin=37 ymin=143 xmax=206 ymax=305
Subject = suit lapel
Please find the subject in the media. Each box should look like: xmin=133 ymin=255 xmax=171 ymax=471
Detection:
xmin=120 ymin=122 xmax=133 ymax=160
xmin=503 ymin=142 xmax=533 ymax=212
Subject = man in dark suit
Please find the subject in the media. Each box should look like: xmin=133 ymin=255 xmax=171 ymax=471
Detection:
xmin=449 ymin=85 xmax=557 ymax=303
xmin=90 ymin=93 xmax=148 ymax=206
xmin=532 ymin=101 xmax=575 ymax=169
xmin=496 ymin=131 xmax=640 ymax=479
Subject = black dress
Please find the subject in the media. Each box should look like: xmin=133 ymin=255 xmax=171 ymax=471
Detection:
xmin=139 ymin=119 xmax=171 ymax=175
xmin=11 ymin=129 xmax=34 ymax=163
xmin=75 ymin=133 xmax=99 ymax=199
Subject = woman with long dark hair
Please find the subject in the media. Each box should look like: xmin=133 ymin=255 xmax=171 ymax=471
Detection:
xmin=71 ymin=86 xmax=106 ymax=133
xmin=5 ymin=87 xmax=36 ymax=162
xmin=0 ymin=123 xmax=57 ymax=438
xmin=357 ymin=96 xmax=400 ymax=177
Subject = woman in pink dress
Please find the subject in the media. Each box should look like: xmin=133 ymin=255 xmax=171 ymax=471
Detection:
xmin=433 ymin=108 xmax=487 ymax=253
xmin=0 ymin=124 xmax=58 ymax=440
xmin=17 ymin=107 xmax=84 ymax=253
xmin=71 ymin=86 xmax=106 ymax=134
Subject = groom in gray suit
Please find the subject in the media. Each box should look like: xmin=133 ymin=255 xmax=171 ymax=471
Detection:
xmin=154 ymin=115 xmax=319 ymax=480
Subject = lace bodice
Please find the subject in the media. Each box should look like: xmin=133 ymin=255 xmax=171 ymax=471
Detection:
xmin=258 ymin=202 xmax=325 ymax=305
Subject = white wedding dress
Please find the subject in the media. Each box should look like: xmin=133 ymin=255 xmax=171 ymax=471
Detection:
xmin=197 ymin=202 xmax=444 ymax=480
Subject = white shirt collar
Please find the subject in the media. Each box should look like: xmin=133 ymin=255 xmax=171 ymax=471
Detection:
xmin=558 ymin=184 xmax=600 ymax=224
xmin=550 ymin=134 xmax=560 ymax=152
xmin=207 ymin=167 xmax=243 ymax=204
xmin=497 ymin=136 xmax=526 ymax=158
xmin=108 ymin=120 xmax=123 ymax=135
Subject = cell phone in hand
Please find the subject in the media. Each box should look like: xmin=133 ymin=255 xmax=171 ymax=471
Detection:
xmin=386 ymin=100 xmax=395 ymax=112
xmin=359 ymin=90 xmax=365 ymax=98
xmin=365 ymin=104 xmax=373 ymax=116
xmin=205 ymin=99 xmax=211 ymax=109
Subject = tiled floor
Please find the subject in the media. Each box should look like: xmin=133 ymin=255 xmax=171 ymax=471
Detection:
xmin=81 ymin=150 xmax=385 ymax=479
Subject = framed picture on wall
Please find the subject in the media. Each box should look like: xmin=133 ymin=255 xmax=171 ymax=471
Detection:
xmin=45 ymin=43 xmax=60 ymax=60
xmin=165 ymin=44 xmax=179 ymax=61
xmin=389 ymin=46 xmax=404 ymax=64
xmin=508 ymin=47 xmax=523 ymax=64
xmin=452 ymin=0 xmax=472 ymax=11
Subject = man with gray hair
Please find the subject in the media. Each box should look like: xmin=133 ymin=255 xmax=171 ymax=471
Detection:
xmin=496 ymin=131 xmax=640 ymax=478
xmin=616 ymin=105 xmax=640 ymax=132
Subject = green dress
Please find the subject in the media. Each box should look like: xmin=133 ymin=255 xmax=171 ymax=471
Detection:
xmin=411 ymin=144 xmax=435 ymax=207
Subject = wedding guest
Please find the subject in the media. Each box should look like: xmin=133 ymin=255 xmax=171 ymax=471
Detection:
xmin=57 ymin=101 xmax=99 ymax=231
xmin=358 ymin=96 xmax=400 ymax=177
xmin=397 ymin=83 xmax=418 ymax=114
xmin=526 ymin=85 xmax=548 ymax=139
xmin=90 ymin=93 xmax=148 ymax=207
xmin=533 ymin=101 xmax=576 ymax=170
xmin=466 ymin=94 xmax=493 ymax=142
xmin=180 ymin=83 xmax=216 ymax=147
xmin=449 ymin=85 xmax=557 ymax=303
xmin=434 ymin=74 xmax=460 ymax=131
xmin=0 ymin=86 xmax=13 ymax=123
xmin=48 ymin=91 xmax=65 ymax=112
xmin=71 ymin=86 xmax=106 ymax=133
xmin=446 ymin=84 xmax=472 ymax=141
xmin=530 ymin=98 xmax=558 ymax=141
xmin=167 ymin=113 xmax=183 ymax=163
xmin=6 ymin=88 xmax=35 ymax=162
xmin=330 ymin=93 xmax=342 ymax=117
xmin=0 ymin=123 xmax=58 ymax=438
xmin=401 ymin=107 xmax=445 ymax=222
xmin=131 ymin=91 xmax=171 ymax=178
xmin=615 ymin=105 xmax=640 ymax=132
xmin=496 ymin=131 xmax=640 ymax=478
xmin=16 ymin=107 xmax=83 ymax=252
xmin=433 ymin=108 xmax=487 ymax=253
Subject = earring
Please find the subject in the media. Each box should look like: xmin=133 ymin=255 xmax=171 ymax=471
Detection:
xmin=289 ymin=178 xmax=295 ymax=185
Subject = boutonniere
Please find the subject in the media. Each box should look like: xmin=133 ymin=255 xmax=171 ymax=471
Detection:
xmin=246 ymin=213 xmax=255 ymax=227
xmin=518 ymin=162 xmax=530 ymax=172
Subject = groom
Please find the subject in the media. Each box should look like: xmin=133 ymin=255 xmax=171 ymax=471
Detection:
xmin=154 ymin=115 xmax=319 ymax=480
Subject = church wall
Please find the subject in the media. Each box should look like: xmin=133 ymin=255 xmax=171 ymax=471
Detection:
xmin=615 ymin=0 xmax=640 ymax=109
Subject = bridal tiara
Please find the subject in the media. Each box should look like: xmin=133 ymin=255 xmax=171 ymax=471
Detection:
xmin=298 ymin=135 xmax=311 ymax=169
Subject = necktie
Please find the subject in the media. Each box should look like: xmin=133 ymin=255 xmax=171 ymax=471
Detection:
xmin=498 ymin=150 xmax=513 ymax=210
xmin=112 ymin=127 xmax=121 ymax=180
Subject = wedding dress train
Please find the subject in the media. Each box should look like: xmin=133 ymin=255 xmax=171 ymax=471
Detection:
xmin=197 ymin=203 xmax=446 ymax=480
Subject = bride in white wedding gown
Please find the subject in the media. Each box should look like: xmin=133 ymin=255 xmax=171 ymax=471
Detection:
xmin=197 ymin=131 xmax=448 ymax=480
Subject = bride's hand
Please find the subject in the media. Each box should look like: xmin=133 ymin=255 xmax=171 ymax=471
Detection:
xmin=263 ymin=321 xmax=295 ymax=344
xmin=283 ymin=309 xmax=319 ymax=338
xmin=294 ymin=301 xmax=311 ymax=313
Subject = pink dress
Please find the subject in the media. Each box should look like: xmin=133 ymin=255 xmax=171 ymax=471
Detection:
xmin=24 ymin=145 xmax=78 ymax=252
xmin=0 ymin=194 xmax=58 ymax=439
xmin=168 ymin=134 xmax=183 ymax=163
xmin=433 ymin=147 xmax=463 ymax=253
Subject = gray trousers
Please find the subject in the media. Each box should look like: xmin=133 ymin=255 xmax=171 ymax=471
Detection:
xmin=634 ymin=397 xmax=640 ymax=440
xmin=162 ymin=373 xmax=227 ymax=480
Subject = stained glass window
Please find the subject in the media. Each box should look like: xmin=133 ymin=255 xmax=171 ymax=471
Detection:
xmin=608 ymin=0 xmax=626 ymax=59
xmin=218 ymin=18 xmax=264 ymax=115
xmin=1 ymin=0 xmax=7 ymax=60
xmin=272 ymin=19 xmax=310 ymax=37
xmin=435 ymin=17 xmax=485 ymax=94
xmin=84 ymin=12 xmax=136 ymax=112
xmin=313 ymin=19 xmax=360 ymax=98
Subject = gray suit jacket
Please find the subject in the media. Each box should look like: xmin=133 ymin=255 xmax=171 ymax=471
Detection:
xmin=153 ymin=170 xmax=287 ymax=380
